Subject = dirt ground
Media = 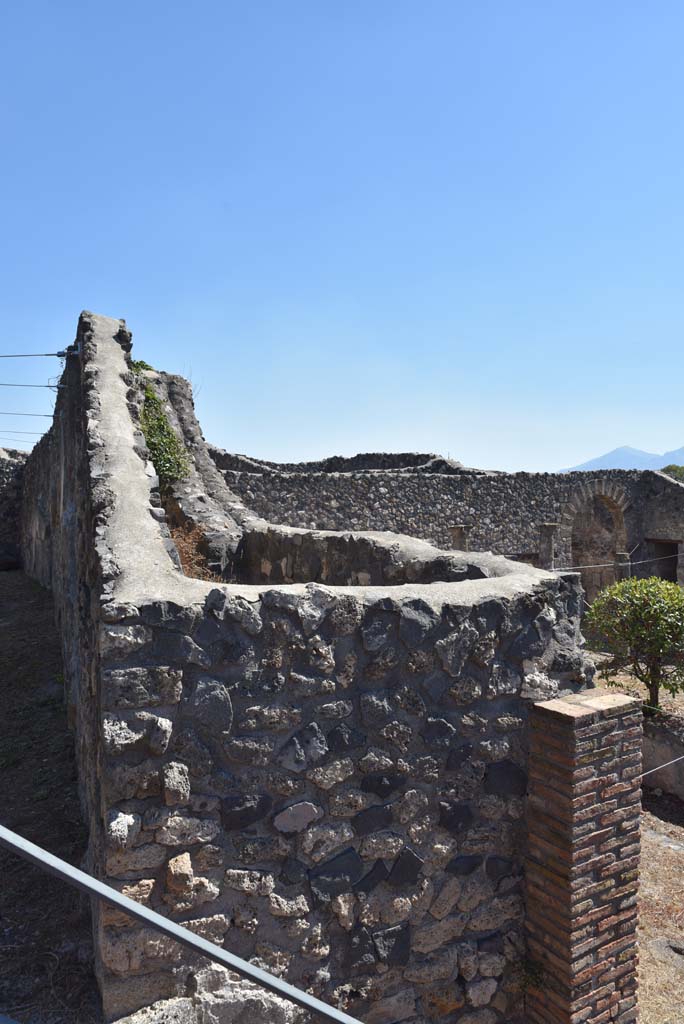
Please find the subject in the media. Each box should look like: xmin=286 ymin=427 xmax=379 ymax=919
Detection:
xmin=0 ymin=571 xmax=101 ymax=1024
xmin=640 ymin=791 xmax=684 ymax=1024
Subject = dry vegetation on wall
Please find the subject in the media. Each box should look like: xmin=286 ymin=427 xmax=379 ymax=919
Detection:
xmin=168 ymin=518 xmax=222 ymax=582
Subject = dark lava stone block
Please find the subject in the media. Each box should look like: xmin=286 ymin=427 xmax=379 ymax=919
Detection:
xmin=309 ymin=847 xmax=364 ymax=904
xmin=373 ymin=922 xmax=410 ymax=965
xmin=352 ymin=802 xmax=393 ymax=837
xmin=446 ymin=743 xmax=474 ymax=771
xmin=354 ymin=859 xmax=390 ymax=894
xmin=280 ymin=857 xmax=308 ymax=887
xmin=221 ymin=792 xmax=272 ymax=830
xmin=445 ymin=854 xmax=483 ymax=876
xmin=327 ymin=722 xmax=367 ymax=754
xmin=345 ymin=926 xmax=377 ymax=973
xmin=421 ymin=716 xmax=456 ymax=746
xmin=484 ymin=760 xmax=528 ymax=797
xmin=486 ymin=856 xmax=517 ymax=882
xmin=360 ymin=772 xmax=406 ymax=798
xmin=438 ymin=799 xmax=475 ymax=833
xmin=387 ymin=848 xmax=424 ymax=887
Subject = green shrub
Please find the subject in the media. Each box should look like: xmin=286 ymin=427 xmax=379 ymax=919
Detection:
xmin=585 ymin=576 xmax=684 ymax=708
xmin=662 ymin=464 xmax=684 ymax=483
xmin=139 ymin=384 xmax=190 ymax=491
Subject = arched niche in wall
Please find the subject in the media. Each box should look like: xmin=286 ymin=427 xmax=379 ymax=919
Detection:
xmin=558 ymin=480 xmax=630 ymax=604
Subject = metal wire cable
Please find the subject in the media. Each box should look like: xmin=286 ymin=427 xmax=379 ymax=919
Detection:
xmin=0 ymin=411 xmax=52 ymax=417
xmin=0 ymin=383 xmax=61 ymax=388
xmin=0 ymin=351 xmax=67 ymax=358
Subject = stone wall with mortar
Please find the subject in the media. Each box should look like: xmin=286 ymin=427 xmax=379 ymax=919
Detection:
xmin=213 ymin=457 xmax=684 ymax=596
xmin=20 ymin=311 xmax=597 ymax=1024
xmin=0 ymin=447 xmax=27 ymax=569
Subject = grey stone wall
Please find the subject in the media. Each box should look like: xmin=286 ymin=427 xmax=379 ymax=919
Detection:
xmin=215 ymin=460 xmax=684 ymax=592
xmin=0 ymin=447 xmax=27 ymax=569
xmin=19 ymin=311 xmax=594 ymax=1024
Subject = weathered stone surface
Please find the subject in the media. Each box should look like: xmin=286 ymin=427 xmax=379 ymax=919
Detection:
xmin=306 ymin=757 xmax=354 ymax=790
xmin=225 ymin=737 xmax=274 ymax=766
xmin=101 ymin=879 xmax=156 ymax=928
xmin=278 ymin=723 xmax=328 ymax=773
xmin=188 ymin=677 xmax=233 ymax=733
xmin=329 ymin=788 xmax=373 ymax=817
xmin=446 ymin=854 xmax=483 ymax=876
xmin=100 ymin=624 xmax=152 ymax=658
xmin=327 ymin=722 xmax=367 ymax=753
xmin=421 ymin=716 xmax=456 ymax=746
xmin=365 ymin=988 xmax=416 ymax=1024
xmin=413 ymin=913 xmax=468 ymax=953
xmin=224 ymin=869 xmax=275 ymax=895
xmin=239 ymin=704 xmax=302 ymax=731
xmin=102 ymin=667 xmax=183 ymax=709
xmin=393 ymin=788 xmax=429 ymax=824
xmin=163 ymin=762 xmax=191 ymax=806
xmin=429 ymin=876 xmax=463 ymax=920
xmin=331 ymin=892 xmax=356 ymax=931
xmin=273 ymin=801 xmax=323 ymax=834
xmin=345 ymin=926 xmax=376 ymax=973
xmin=360 ymin=831 xmax=404 ymax=860
xmin=106 ymin=844 xmax=168 ymax=880
xmin=309 ymin=847 xmax=364 ymax=904
xmin=300 ymin=822 xmax=354 ymax=862
xmin=373 ymin=922 xmax=410 ymax=965
xmin=268 ymin=893 xmax=310 ymax=918
xmin=156 ymin=814 xmax=220 ymax=846
xmin=467 ymin=978 xmax=497 ymax=1007
xmin=107 ymin=810 xmax=142 ymax=850
xmin=355 ymin=859 xmax=390 ymax=894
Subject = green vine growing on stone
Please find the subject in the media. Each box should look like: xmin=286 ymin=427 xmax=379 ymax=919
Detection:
xmin=130 ymin=358 xmax=155 ymax=374
xmin=139 ymin=383 xmax=190 ymax=491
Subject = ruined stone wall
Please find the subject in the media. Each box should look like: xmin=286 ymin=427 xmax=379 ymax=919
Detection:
xmin=19 ymin=312 xmax=598 ymax=1024
xmin=0 ymin=447 xmax=27 ymax=569
xmin=216 ymin=461 xmax=684 ymax=577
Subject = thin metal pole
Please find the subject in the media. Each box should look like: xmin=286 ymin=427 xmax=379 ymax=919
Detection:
xmin=0 ymin=824 xmax=363 ymax=1024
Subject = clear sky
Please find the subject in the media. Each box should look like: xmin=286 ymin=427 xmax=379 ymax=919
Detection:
xmin=1 ymin=2 xmax=683 ymax=471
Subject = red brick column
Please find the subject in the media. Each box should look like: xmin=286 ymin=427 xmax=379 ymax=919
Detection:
xmin=526 ymin=690 xmax=642 ymax=1024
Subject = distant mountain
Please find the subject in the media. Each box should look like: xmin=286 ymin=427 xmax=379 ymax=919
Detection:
xmin=563 ymin=446 xmax=684 ymax=473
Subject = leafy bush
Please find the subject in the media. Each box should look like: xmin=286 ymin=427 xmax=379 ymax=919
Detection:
xmin=662 ymin=464 xmax=684 ymax=483
xmin=585 ymin=576 xmax=684 ymax=708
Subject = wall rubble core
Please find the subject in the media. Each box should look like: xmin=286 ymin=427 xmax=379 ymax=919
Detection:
xmin=8 ymin=310 xmax=643 ymax=1024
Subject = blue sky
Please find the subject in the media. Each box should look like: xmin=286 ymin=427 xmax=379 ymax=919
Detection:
xmin=1 ymin=2 xmax=683 ymax=471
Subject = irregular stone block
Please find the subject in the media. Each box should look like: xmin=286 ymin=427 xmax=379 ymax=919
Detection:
xmin=268 ymin=893 xmax=310 ymax=918
xmin=352 ymin=803 xmax=393 ymax=837
xmin=387 ymin=848 xmax=424 ymax=887
xmin=221 ymin=792 xmax=272 ymax=830
xmin=484 ymin=760 xmax=527 ymax=797
xmin=360 ymin=772 xmax=406 ymax=798
xmin=187 ymin=676 xmax=233 ymax=734
xmin=354 ymin=859 xmax=390 ymax=894
xmin=102 ymin=667 xmax=183 ymax=709
xmin=224 ymin=869 xmax=275 ymax=895
xmin=413 ymin=912 xmax=468 ymax=953
xmin=421 ymin=716 xmax=456 ymax=746
xmin=365 ymin=988 xmax=416 ymax=1024
xmin=163 ymin=762 xmax=191 ymax=806
xmin=224 ymin=737 xmax=274 ymax=766
xmin=100 ymin=624 xmax=152 ymax=658
xmin=105 ymin=844 xmax=168 ymax=880
xmin=155 ymin=814 xmax=220 ymax=846
xmin=273 ymin=801 xmax=323 ymax=834
xmin=277 ymin=722 xmax=328 ymax=773
xmin=327 ymin=723 xmax=367 ymax=753
xmin=446 ymin=854 xmax=483 ymax=876
xmin=300 ymin=822 xmax=354 ymax=863
xmin=360 ymin=831 xmax=404 ymax=860
xmin=307 ymin=757 xmax=354 ymax=790
xmin=309 ymin=847 xmax=364 ymax=904
xmin=373 ymin=922 xmax=410 ymax=965
xmin=345 ymin=925 xmax=376 ymax=973
xmin=239 ymin=704 xmax=302 ymax=731
xmin=106 ymin=810 xmax=142 ymax=850
xmin=438 ymin=799 xmax=475 ymax=834
xmin=101 ymin=879 xmax=156 ymax=928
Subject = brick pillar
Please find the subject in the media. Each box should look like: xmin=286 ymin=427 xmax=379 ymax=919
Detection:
xmin=526 ymin=690 xmax=642 ymax=1024
xmin=539 ymin=523 xmax=560 ymax=569
xmin=448 ymin=524 xmax=471 ymax=551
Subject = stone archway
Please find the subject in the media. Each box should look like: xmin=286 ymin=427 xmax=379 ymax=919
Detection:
xmin=559 ymin=480 xmax=630 ymax=603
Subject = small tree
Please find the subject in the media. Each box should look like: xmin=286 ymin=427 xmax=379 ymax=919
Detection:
xmin=662 ymin=463 xmax=684 ymax=483
xmin=585 ymin=576 xmax=684 ymax=709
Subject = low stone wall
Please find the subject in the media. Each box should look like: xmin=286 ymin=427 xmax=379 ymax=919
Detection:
xmin=642 ymin=714 xmax=684 ymax=800
xmin=20 ymin=311 xmax=639 ymax=1024
xmin=0 ymin=447 xmax=27 ymax=569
